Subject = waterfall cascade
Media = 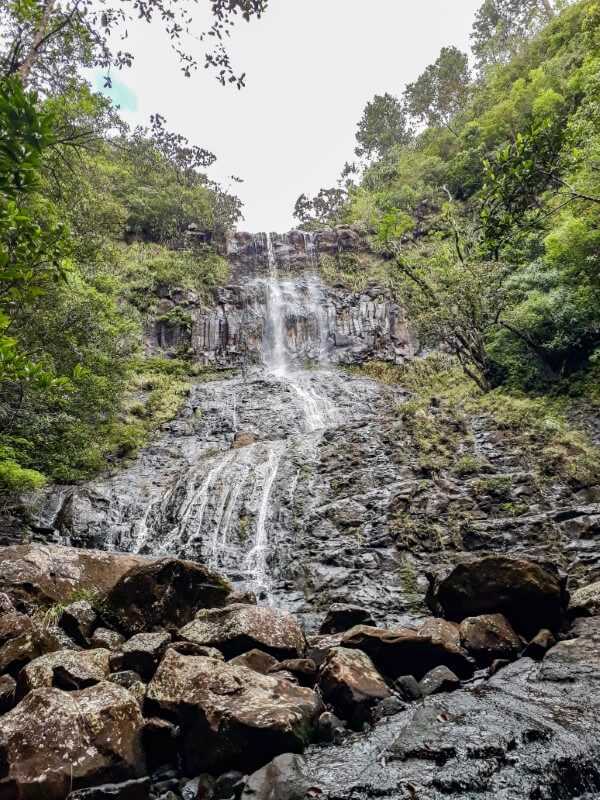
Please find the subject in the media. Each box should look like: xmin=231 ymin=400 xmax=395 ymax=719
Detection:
xmin=30 ymin=230 xmax=409 ymax=623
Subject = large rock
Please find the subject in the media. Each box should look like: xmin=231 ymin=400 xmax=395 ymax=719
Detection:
xmin=459 ymin=614 xmax=523 ymax=666
xmin=342 ymin=625 xmax=473 ymax=680
xmin=120 ymin=632 xmax=171 ymax=681
xmin=0 ymin=674 xmax=16 ymax=713
xmin=179 ymin=604 xmax=305 ymax=660
xmin=426 ymin=556 xmax=567 ymax=637
xmin=0 ymin=682 xmax=145 ymax=799
xmin=569 ymin=581 xmax=600 ymax=617
xmin=104 ymin=558 xmax=231 ymax=636
xmin=59 ymin=600 xmax=98 ymax=646
xmin=19 ymin=648 xmax=110 ymax=693
xmin=242 ymin=753 xmax=310 ymax=800
xmin=319 ymin=604 xmax=375 ymax=635
xmin=0 ymin=544 xmax=148 ymax=611
xmin=146 ymin=649 xmax=322 ymax=774
xmin=319 ymin=647 xmax=390 ymax=729
xmin=298 ymin=617 xmax=600 ymax=798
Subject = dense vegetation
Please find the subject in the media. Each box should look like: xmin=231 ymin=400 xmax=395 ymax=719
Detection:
xmin=299 ymin=0 xmax=600 ymax=397
xmin=0 ymin=1 xmax=259 ymax=493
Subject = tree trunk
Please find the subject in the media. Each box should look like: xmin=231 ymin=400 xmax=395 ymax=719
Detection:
xmin=17 ymin=0 xmax=57 ymax=85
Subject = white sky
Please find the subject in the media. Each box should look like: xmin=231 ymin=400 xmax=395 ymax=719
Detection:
xmin=101 ymin=1 xmax=482 ymax=232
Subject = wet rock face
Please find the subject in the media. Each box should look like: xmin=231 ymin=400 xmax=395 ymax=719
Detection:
xmin=300 ymin=618 xmax=600 ymax=799
xmin=145 ymin=649 xmax=322 ymax=775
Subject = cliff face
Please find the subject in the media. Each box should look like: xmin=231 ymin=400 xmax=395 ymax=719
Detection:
xmin=150 ymin=228 xmax=416 ymax=368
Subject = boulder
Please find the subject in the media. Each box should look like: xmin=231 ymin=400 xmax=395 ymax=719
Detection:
xmin=426 ymin=556 xmax=567 ymax=637
xmin=459 ymin=614 xmax=523 ymax=666
xmin=179 ymin=604 xmax=305 ymax=660
xmin=393 ymin=675 xmax=422 ymax=702
xmin=0 ymin=682 xmax=145 ymax=799
xmin=19 ymin=648 xmax=111 ymax=693
xmin=569 ymin=581 xmax=600 ymax=617
xmin=316 ymin=711 xmax=346 ymax=743
xmin=319 ymin=647 xmax=390 ymax=729
xmin=104 ymin=558 xmax=230 ymax=636
xmin=306 ymin=633 xmax=344 ymax=668
xmin=319 ymin=604 xmax=375 ymax=635
xmin=419 ymin=665 xmax=460 ymax=696
xmin=227 ymin=590 xmax=257 ymax=606
xmin=108 ymin=671 xmax=146 ymax=705
xmin=233 ymin=432 xmax=257 ymax=449
xmin=167 ymin=641 xmax=224 ymax=660
xmin=229 ymin=648 xmax=280 ymax=674
xmin=91 ymin=627 xmax=126 ymax=651
xmin=0 ymin=628 xmax=45 ymax=675
xmin=59 ymin=600 xmax=98 ymax=646
xmin=121 ymin=632 xmax=171 ymax=681
xmin=142 ymin=717 xmax=180 ymax=770
xmin=146 ymin=649 xmax=322 ymax=774
xmin=0 ymin=543 xmax=148 ymax=611
xmin=342 ymin=625 xmax=473 ymax=680
xmin=522 ymin=628 xmax=556 ymax=661
xmin=269 ymin=659 xmax=317 ymax=687
xmin=0 ymin=611 xmax=32 ymax=647
xmin=241 ymin=753 xmax=310 ymax=800
xmin=0 ymin=674 xmax=16 ymax=713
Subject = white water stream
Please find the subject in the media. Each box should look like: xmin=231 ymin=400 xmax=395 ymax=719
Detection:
xmin=130 ymin=234 xmax=341 ymax=600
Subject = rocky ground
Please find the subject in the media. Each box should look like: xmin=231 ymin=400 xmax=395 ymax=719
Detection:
xmin=1 ymin=544 xmax=600 ymax=799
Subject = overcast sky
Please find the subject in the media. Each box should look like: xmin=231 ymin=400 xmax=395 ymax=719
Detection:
xmin=98 ymin=1 xmax=482 ymax=233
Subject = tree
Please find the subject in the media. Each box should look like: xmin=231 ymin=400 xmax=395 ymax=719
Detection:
xmin=355 ymin=93 xmax=413 ymax=161
xmin=293 ymin=188 xmax=347 ymax=229
xmin=0 ymin=0 xmax=268 ymax=92
xmin=471 ymin=0 xmax=558 ymax=71
xmin=404 ymin=46 xmax=471 ymax=133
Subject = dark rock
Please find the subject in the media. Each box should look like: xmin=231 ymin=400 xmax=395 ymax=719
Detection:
xmin=121 ymin=632 xmax=171 ymax=681
xmin=0 ymin=682 xmax=145 ymax=799
xmin=215 ymin=771 xmax=245 ymax=800
xmin=179 ymin=604 xmax=305 ymax=660
xmin=316 ymin=711 xmax=346 ymax=743
xmin=104 ymin=558 xmax=230 ymax=636
xmin=319 ymin=604 xmax=375 ymax=635
xmin=459 ymin=613 xmax=523 ymax=666
xmin=392 ymin=675 xmax=422 ymax=702
xmin=0 ymin=593 xmax=14 ymax=614
xmin=91 ymin=627 xmax=126 ymax=651
xmin=299 ymin=618 xmax=600 ymax=798
xmin=60 ymin=600 xmax=98 ymax=646
xmin=0 ymin=611 xmax=32 ymax=647
xmin=269 ymin=658 xmax=317 ymax=687
xmin=146 ymin=649 xmax=322 ymax=775
xmin=0 ymin=627 xmax=42 ymax=675
xmin=143 ymin=717 xmax=180 ymax=771
xmin=0 ymin=674 xmax=16 ymax=713
xmin=67 ymin=778 xmax=150 ymax=799
xmin=19 ymin=647 xmax=110 ymax=693
xmin=427 ymin=556 xmax=567 ymax=637
xmin=318 ymin=647 xmax=390 ymax=729
xmin=166 ymin=641 xmax=224 ymax=660
xmin=375 ymin=696 xmax=408 ymax=719
xmin=241 ymin=753 xmax=310 ymax=800
xmin=419 ymin=665 xmax=460 ymax=696
xmin=229 ymin=648 xmax=279 ymax=674
xmin=342 ymin=624 xmax=473 ymax=680
xmin=523 ymin=628 xmax=557 ymax=661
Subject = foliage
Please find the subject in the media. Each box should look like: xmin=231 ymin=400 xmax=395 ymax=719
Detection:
xmin=355 ymin=93 xmax=413 ymax=161
xmin=404 ymin=46 xmax=471 ymax=132
xmin=293 ymin=188 xmax=347 ymax=229
xmin=0 ymin=0 xmax=267 ymax=92
xmin=471 ymin=0 xmax=560 ymax=71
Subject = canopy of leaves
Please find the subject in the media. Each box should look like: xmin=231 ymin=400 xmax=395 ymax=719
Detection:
xmin=355 ymin=93 xmax=413 ymax=161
